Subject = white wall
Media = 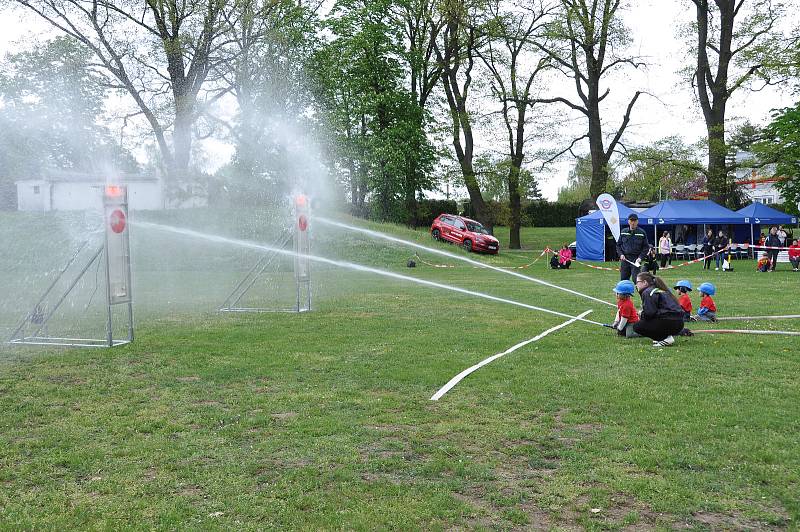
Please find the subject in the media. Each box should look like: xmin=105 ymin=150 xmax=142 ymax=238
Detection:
xmin=16 ymin=181 xmax=51 ymax=212
xmin=17 ymin=180 xmax=164 ymax=211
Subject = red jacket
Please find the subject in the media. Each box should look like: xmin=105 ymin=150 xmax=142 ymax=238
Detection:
xmin=678 ymin=293 xmax=692 ymax=313
xmin=700 ymin=295 xmax=716 ymax=312
xmin=789 ymin=244 xmax=800 ymax=260
xmin=617 ymin=297 xmax=640 ymax=324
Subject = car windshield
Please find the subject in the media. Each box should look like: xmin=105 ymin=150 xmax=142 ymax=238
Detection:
xmin=466 ymin=222 xmax=489 ymax=234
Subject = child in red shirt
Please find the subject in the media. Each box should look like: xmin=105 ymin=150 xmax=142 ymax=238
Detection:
xmin=694 ymin=282 xmax=717 ymax=322
xmin=673 ymin=280 xmax=693 ymax=321
xmin=611 ymin=280 xmax=640 ymax=338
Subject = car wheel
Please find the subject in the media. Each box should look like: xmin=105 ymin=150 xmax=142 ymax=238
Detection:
xmin=432 ymin=229 xmax=440 ymax=241
xmin=463 ymin=240 xmax=472 ymax=252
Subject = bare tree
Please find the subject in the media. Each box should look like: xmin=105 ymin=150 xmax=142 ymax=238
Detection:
xmin=15 ymin=0 xmax=239 ymax=189
xmin=477 ymin=0 xmax=554 ymax=248
xmin=689 ymin=0 xmax=783 ymax=206
xmin=434 ymin=0 xmax=490 ymax=228
xmin=536 ymin=0 xmax=644 ymax=199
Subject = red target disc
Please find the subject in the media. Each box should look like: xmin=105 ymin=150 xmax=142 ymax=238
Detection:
xmin=110 ymin=209 xmax=126 ymax=233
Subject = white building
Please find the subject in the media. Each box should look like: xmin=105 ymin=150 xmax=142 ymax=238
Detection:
xmin=733 ymin=152 xmax=785 ymax=205
xmin=15 ymin=171 xmax=206 ymax=211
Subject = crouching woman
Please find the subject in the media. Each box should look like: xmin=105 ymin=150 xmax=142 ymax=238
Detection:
xmin=633 ymin=272 xmax=686 ymax=347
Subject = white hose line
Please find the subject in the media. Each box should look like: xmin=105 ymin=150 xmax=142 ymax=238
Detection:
xmin=138 ymin=222 xmax=605 ymax=328
xmin=430 ymin=310 xmax=592 ymax=401
xmin=715 ymin=315 xmax=800 ymax=321
xmin=317 ymin=218 xmax=615 ymax=308
xmin=692 ymin=329 xmax=800 ymax=336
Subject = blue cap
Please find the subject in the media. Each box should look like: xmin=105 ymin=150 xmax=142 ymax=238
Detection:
xmin=698 ymin=282 xmax=716 ymax=296
xmin=613 ymin=280 xmax=635 ymax=295
xmin=674 ymin=280 xmax=693 ymax=291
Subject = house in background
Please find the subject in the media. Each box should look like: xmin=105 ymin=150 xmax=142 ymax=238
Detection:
xmin=693 ymin=152 xmax=788 ymax=205
xmin=15 ymin=170 xmax=207 ymax=211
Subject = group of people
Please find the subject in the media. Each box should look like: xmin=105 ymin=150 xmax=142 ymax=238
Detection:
xmin=757 ymin=226 xmax=800 ymax=272
xmin=609 ymin=277 xmax=718 ymax=347
xmin=611 ymin=213 xmax=725 ymax=347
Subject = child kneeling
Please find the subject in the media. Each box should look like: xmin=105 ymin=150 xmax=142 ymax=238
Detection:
xmin=694 ymin=282 xmax=717 ymax=322
xmin=610 ymin=280 xmax=640 ymax=338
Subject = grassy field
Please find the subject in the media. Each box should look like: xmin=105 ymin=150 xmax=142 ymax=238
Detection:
xmin=1 ymin=210 xmax=798 ymax=530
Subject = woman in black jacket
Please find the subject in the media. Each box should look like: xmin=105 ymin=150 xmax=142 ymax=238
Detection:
xmin=632 ymin=272 xmax=686 ymax=347
xmin=713 ymin=230 xmax=728 ymax=270
xmin=701 ymin=229 xmax=714 ymax=269
xmin=765 ymin=226 xmax=782 ymax=271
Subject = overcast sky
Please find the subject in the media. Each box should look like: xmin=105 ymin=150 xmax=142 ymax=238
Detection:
xmin=1 ymin=1 xmax=795 ymax=200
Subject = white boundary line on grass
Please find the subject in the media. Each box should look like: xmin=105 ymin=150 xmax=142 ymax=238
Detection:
xmin=430 ymin=310 xmax=592 ymax=401
xmin=715 ymin=314 xmax=800 ymax=321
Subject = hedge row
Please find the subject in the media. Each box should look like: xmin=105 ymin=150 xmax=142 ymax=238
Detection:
xmin=355 ymin=198 xmax=582 ymax=228
xmin=461 ymin=200 xmax=582 ymax=227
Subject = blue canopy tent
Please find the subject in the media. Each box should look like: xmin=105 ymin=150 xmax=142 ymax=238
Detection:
xmin=637 ymin=200 xmax=745 ymax=247
xmin=575 ymin=202 xmax=637 ymax=261
xmin=736 ymin=203 xmax=798 ymax=245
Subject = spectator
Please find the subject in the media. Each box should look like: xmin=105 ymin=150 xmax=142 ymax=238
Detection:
xmin=642 ymin=247 xmax=659 ymax=273
xmin=558 ymin=244 xmax=572 ymax=269
xmin=777 ymin=225 xmax=787 ymax=247
xmin=758 ymin=232 xmax=766 ymax=247
xmin=757 ymin=255 xmax=771 ymax=272
xmin=658 ymin=231 xmax=673 ymax=267
xmin=713 ymin=229 xmax=728 ymax=270
xmin=701 ymin=229 xmax=714 ymax=270
xmin=616 ymin=213 xmax=649 ymax=281
xmin=789 ymin=238 xmax=800 ymax=272
xmin=765 ymin=226 xmax=782 ymax=271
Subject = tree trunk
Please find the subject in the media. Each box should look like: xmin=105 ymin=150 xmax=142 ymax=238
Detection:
xmin=706 ymin=120 xmax=728 ymax=205
xmin=436 ymin=20 xmax=490 ymax=230
xmin=588 ymin=109 xmax=608 ymax=198
xmin=508 ymin=162 xmax=522 ymax=249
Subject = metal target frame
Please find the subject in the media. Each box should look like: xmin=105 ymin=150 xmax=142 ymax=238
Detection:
xmin=8 ymin=186 xmax=134 ymax=348
xmin=219 ymin=194 xmax=311 ymax=314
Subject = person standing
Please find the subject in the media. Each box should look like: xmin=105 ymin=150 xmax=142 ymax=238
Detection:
xmin=658 ymin=231 xmax=672 ymax=268
xmin=632 ymin=272 xmax=686 ymax=347
xmin=701 ymin=229 xmax=714 ymax=269
xmin=713 ymin=229 xmax=728 ymax=270
xmin=616 ymin=213 xmax=649 ymax=281
xmin=777 ymin=225 xmax=787 ymax=248
xmin=765 ymin=226 xmax=782 ymax=271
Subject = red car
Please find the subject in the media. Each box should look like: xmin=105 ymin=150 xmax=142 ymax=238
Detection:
xmin=430 ymin=214 xmax=499 ymax=254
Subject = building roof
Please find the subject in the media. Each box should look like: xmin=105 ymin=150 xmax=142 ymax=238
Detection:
xmin=16 ymin=170 xmax=158 ymax=184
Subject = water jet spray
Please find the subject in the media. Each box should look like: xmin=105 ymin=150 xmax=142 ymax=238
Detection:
xmin=315 ymin=218 xmax=614 ymax=308
xmin=137 ymin=222 xmax=607 ymax=328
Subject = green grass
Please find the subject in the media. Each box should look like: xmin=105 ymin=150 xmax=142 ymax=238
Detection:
xmin=1 ymin=210 xmax=798 ymax=529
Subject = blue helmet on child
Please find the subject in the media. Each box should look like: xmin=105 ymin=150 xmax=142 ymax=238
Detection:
xmin=613 ymin=280 xmax=635 ymax=295
xmin=698 ymin=282 xmax=716 ymax=296
xmin=673 ymin=280 xmax=692 ymax=291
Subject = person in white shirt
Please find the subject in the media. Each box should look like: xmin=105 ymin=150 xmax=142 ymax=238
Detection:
xmin=658 ymin=231 xmax=672 ymax=268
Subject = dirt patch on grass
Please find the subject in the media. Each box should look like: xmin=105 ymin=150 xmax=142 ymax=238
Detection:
xmin=270 ymin=412 xmax=298 ymax=420
xmin=176 ymin=376 xmax=201 ymax=383
xmin=46 ymin=374 xmax=87 ymax=385
xmin=691 ymin=510 xmax=788 ymax=530
xmin=177 ymin=485 xmax=204 ymax=497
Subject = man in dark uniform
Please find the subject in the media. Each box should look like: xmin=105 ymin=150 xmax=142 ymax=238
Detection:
xmin=616 ymin=213 xmax=649 ymax=281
